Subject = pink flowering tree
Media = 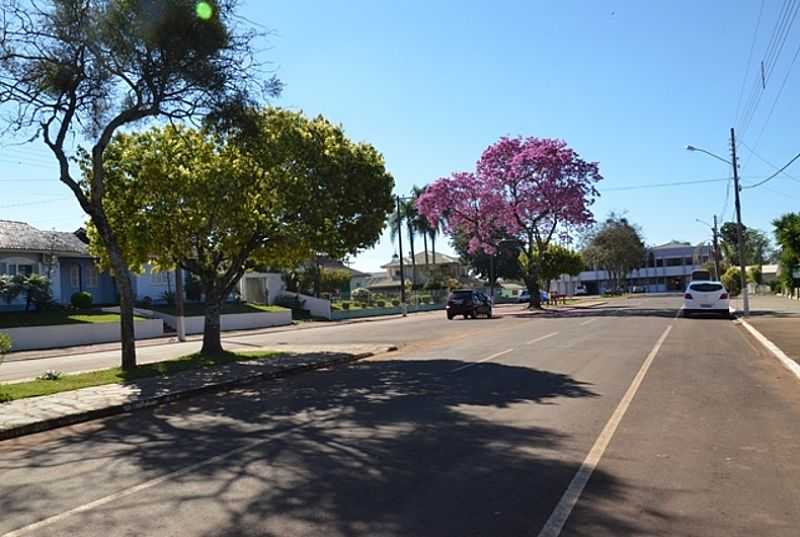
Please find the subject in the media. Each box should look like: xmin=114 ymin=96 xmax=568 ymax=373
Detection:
xmin=417 ymin=137 xmax=601 ymax=308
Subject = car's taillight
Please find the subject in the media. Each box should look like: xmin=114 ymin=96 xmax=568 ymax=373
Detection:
xmin=720 ymin=293 xmax=728 ymax=300
xmin=684 ymin=293 xmax=693 ymax=299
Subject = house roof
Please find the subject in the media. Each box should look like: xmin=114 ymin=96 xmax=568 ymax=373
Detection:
xmin=650 ymin=240 xmax=693 ymax=250
xmin=381 ymin=251 xmax=460 ymax=268
xmin=310 ymin=256 xmax=372 ymax=278
xmin=0 ymin=220 xmax=90 ymax=256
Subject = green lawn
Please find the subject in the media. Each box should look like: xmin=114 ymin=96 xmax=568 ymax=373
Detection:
xmin=0 ymin=350 xmax=282 ymax=402
xmin=0 ymin=310 xmax=131 ymax=329
xmin=146 ymin=303 xmax=288 ymax=316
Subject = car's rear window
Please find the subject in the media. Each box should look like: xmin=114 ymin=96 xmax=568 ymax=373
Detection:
xmin=689 ymin=283 xmax=724 ymax=292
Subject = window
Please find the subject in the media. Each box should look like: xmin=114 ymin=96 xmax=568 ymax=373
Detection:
xmin=684 ymin=257 xmax=693 ymax=266
xmin=655 ymin=259 xmax=664 ymax=267
xmin=0 ymin=262 xmax=6 ymax=274
xmin=17 ymin=264 xmax=34 ymax=276
xmin=70 ymin=266 xmax=80 ymax=289
xmin=665 ymin=258 xmax=683 ymax=267
xmin=689 ymin=283 xmax=724 ymax=292
xmin=85 ymin=265 xmax=98 ymax=288
xmin=151 ymin=270 xmax=170 ymax=285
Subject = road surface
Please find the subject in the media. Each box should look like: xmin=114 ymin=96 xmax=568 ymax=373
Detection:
xmin=2 ymin=296 xmax=800 ymax=536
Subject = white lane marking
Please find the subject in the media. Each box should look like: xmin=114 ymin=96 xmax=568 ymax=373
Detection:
xmin=536 ymin=324 xmax=673 ymax=537
xmin=449 ymin=348 xmax=514 ymax=373
xmin=740 ymin=319 xmax=800 ymax=382
xmin=579 ymin=319 xmax=597 ymax=326
xmin=526 ymin=332 xmax=559 ymax=345
xmin=0 ymin=424 xmax=302 ymax=537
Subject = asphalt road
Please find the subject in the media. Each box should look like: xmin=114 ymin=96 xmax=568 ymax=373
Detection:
xmin=2 ymin=296 xmax=800 ymax=536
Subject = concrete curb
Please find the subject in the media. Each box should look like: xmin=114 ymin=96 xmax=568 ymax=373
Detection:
xmin=0 ymin=346 xmax=397 ymax=441
xmin=739 ymin=320 xmax=800 ymax=382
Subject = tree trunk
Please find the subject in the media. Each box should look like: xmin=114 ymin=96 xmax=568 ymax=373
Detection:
xmin=409 ymin=232 xmax=417 ymax=288
xmin=526 ymin=241 xmax=542 ymax=309
xmin=431 ymin=233 xmax=436 ymax=264
xmin=423 ymin=234 xmax=429 ymax=268
xmin=107 ymin=245 xmax=137 ymax=370
xmin=201 ymin=294 xmax=224 ymax=356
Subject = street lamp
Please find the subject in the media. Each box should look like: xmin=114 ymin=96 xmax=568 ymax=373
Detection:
xmin=687 ymin=130 xmax=749 ymax=315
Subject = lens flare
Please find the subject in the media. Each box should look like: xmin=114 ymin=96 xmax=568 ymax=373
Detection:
xmin=196 ymin=1 xmax=213 ymax=20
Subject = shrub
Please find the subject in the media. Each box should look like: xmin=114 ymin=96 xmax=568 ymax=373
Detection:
xmin=391 ymin=299 xmax=400 ymax=307
xmin=22 ymin=274 xmax=53 ymax=312
xmin=275 ymin=294 xmax=306 ymax=310
xmin=341 ymin=302 xmax=351 ymax=310
xmin=0 ymin=332 xmax=11 ymax=358
xmin=721 ymin=267 xmax=742 ymax=296
xmin=71 ymin=291 xmax=93 ymax=310
xmin=162 ymin=290 xmax=176 ymax=306
xmin=141 ymin=296 xmax=153 ymax=307
xmin=352 ymin=288 xmax=371 ymax=300
xmin=376 ymin=300 xmax=386 ymax=308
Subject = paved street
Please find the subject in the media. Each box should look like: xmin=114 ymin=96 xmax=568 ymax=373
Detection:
xmin=2 ymin=296 xmax=800 ymax=536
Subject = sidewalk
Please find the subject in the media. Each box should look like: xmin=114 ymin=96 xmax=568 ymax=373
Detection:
xmin=736 ymin=294 xmax=800 ymax=364
xmin=0 ymin=343 xmax=395 ymax=440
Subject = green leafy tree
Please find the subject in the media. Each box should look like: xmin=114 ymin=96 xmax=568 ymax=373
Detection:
xmin=583 ymin=214 xmax=645 ymax=291
xmin=722 ymin=267 xmax=742 ymax=296
xmin=452 ymin=232 xmax=523 ymax=282
xmin=320 ymin=268 xmax=352 ymax=295
xmin=90 ymin=109 xmax=393 ymax=354
xmin=536 ymin=245 xmax=585 ymax=287
xmin=0 ymin=0 xmax=280 ymax=369
xmin=719 ymin=223 xmax=772 ymax=267
xmin=773 ymin=213 xmax=800 ymax=290
xmin=748 ymin=266 xmax=762 ymax=285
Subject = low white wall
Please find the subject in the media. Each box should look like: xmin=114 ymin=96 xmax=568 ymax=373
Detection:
xmin=1 ymin=318 xmax=164 ymax=352
xmin=280 ymin=292 xmax=332 ymax=319
xmin=138 ymin=309 xmax=292 ymax=335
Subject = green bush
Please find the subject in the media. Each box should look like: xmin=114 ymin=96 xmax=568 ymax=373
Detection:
xmin=721 ymin=267 xmax=742 ymax=296
xmin=162 ymin=290 xmax=176 ymax=306
xmin=376 ymin=300 xmax=386 ymax=308
xmin=391 ymin=299 xmax=400 ymax=307
xmin=341 ymin=302 xmax=351 ymax=310
xmin=70 ymin=291 xmax=93 ymax=310
xmin=0 ymin=332 xmax=11 ymax=357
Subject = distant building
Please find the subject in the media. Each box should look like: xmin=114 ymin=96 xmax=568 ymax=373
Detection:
xmin=367 ymin=251 xmax=469 ymax=295
xmin=551 ymin=241 xmax=712 ymax=295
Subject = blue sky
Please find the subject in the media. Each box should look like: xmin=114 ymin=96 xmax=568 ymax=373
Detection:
xmin=3 ymin=0 xmax=799 ymax=272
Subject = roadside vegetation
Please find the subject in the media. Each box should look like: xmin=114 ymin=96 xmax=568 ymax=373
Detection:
xmin=0 ymin=350 xmax=282 ymax=403
xmin=0 ymin=311 xmax=132 ymax=329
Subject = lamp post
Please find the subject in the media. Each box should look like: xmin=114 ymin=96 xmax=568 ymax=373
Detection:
xmin=687 ymin=129 xmax=749 ymax=315
xmin=695 ymin=216 xmax=721 ymax=281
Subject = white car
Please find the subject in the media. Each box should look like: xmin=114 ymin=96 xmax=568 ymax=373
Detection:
xmin=682 ymin=281 xmax=732 ymax=318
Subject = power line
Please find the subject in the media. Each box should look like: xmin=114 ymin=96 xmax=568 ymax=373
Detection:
xmin=744 ymin=150 xmax=800 ymax=188
xmin=740 ymin=140 xmax=800 ymax=184
xmin=601 ymin=177 xmax=730 ymax=192
xmin=735 ymin=0 xmax=766 ymax=125
xmin=0 ymin=197 xmax=71 ymax=209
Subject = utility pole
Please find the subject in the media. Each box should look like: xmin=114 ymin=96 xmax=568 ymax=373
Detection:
xmin=174 ymin=267 xmax=186 ymax=342
xmin=712 ymin=215 xmax=721 ymax=282
xmin=396 ymin=196 xmax=407 ymax=316
xmin=730 ymin=127 xmax=750 ymax=316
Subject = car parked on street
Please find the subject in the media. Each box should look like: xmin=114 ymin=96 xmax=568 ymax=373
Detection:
xmin=517 ymin=289 xmax=549 ymax=304
xmin=682 ymin=281 xmax=731 ymax=318
xmin=447 ymin=289 xmax=493 ymax=319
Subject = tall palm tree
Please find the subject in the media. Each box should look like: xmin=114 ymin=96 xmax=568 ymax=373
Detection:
xmin=411 ymin=186 xmax=430 ymax=269
xmin=389 ymin=198 xmax=418 ymax=286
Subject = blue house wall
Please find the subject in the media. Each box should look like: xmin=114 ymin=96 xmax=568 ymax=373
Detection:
xmin=59 ymin=257 xmax=117 ymax=305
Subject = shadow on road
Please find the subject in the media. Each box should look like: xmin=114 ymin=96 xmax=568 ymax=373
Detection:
xmin=0 ymin=358 xmax=673 ymax=537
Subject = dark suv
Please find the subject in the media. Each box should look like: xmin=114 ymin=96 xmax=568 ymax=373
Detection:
xmin=446 ymin=289 xmax=493 ymax=320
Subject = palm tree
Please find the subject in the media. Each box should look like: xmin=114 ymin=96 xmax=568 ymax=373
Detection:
xmin=389 ymin=197 xmax=418 ymax=286
xmin=411 ymin=186 xmax=431 ymax=269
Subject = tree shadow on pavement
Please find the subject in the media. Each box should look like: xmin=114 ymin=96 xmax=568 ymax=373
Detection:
xmin=503 ymin=305 xmax=680 ymax=320
xmin=0 ymin=358 xmax=676 ymax=537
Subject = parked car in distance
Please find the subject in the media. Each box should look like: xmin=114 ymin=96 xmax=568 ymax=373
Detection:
xmin=630 ymin=285 xmax=646 ymax=293
xmin=682 ymin=281 xmax=731 ymax=318
xmin=447 ymin=289 xmax=493 ymax=319
xmin=518 ymin=289 xmax=549 ymax=303
xmin=574 ymin=285 xmax=587 ymax=295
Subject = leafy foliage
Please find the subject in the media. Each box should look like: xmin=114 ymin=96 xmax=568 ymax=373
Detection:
xmin=88 ymin=109 xmax=394 ymax=354
xmin=536 ymin=245 xmax=585 ymax=284
xmin=71 ymin=291 xmax=93 ymax=309
xmin=417 ymin=136 xmax=601 ymax=307
xmin=773 ymin=213 xmax=800 ymax=290
xmin=0 ymin=332 xmax=11 ymax=355
xmin=452 ymin=231 xmax=522 ymax=281
xmin=719 ymin=222 xmax=772 ymax=266
xmin=582 ymin=214 xmax=645 ymax=291
xmin=0 ymin=275 xmax=23 ymax=305
xmin=721 ymin=267 xmax=742 ymax=296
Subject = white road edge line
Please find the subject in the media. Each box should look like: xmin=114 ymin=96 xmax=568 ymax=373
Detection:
xmin=579 ymin=319 xmax=596 ymax=326
xmin=449 ymin=348 xmax=514 ymax=373
xmin=740 ymin=319 xmax=800 ymax=382
xmin=526 ymin=332 xmax=560 ymax=345
xmin=0 ymin=425 xmax=302 ymax=537
xmin=536 ymin=323 xmax=674 ymax=537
